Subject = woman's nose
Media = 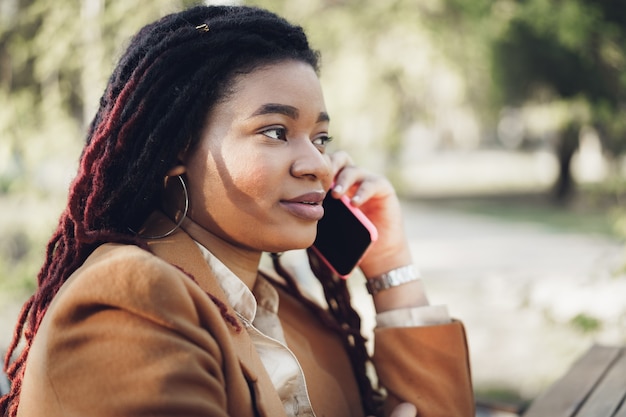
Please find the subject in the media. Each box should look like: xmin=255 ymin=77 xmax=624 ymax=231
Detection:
xmin=289 ymin=139 xmax=332 ymax=184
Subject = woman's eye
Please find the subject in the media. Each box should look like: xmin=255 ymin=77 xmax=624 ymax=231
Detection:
xmin=312 ymin=135 xmax=333 ymax=147
xmin=261 ymin=127 xmax=287 ymax=141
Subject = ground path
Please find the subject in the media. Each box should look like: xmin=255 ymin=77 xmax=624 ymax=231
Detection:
xmin=394 ymin=199 xmax=625 ymax=403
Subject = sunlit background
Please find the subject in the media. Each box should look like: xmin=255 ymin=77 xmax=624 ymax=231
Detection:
xmin=1 ymin=0 xmax=625 ymax=414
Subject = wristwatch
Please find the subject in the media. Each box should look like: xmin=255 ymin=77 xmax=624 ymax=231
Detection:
xmin=365 ymin=265 xmax=420 ymax=295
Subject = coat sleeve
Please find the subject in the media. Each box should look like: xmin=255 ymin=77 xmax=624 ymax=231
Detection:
xmin=372 ymin=320 xmax=475 ymax=417
xmin=17 ymin=245 xmax=238 ymax=417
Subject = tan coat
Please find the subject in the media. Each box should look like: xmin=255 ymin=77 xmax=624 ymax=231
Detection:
xmin=17 ymin=219 xmax=474 ymax=417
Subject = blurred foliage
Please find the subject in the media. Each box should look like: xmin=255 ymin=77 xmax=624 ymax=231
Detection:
xmin=570 ymin=313 xmax=603 ymax=334
xmin=490 ymin=0 xmax=626 ymax=190
xmin=3 ymin=0 xmax=625 ymax=191
xmin=0 ymin=0 xmax=201 ymax=296
xmin=0 ymin=226 xmax=38 ymax=296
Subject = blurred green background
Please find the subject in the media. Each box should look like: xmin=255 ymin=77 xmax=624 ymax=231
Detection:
xmin=1 ymin=0 xmax=626 ymax=412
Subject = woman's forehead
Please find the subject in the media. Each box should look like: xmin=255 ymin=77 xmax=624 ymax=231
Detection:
xmin=226 ymin=61 xmax=327 ymax=113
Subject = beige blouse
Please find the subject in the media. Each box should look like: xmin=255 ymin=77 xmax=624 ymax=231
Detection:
xmin=195 ymin=243 xmax=450 ymax=417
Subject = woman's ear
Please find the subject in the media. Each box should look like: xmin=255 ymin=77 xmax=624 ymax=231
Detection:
xmin=166 ymin=147 xmax=191 ymax=177
xmin=166 ymin=164 xmax=186 ymax=177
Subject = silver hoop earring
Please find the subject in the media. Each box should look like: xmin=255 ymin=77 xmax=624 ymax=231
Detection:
xmin=129 ymin=175 xmax=189 ymax=239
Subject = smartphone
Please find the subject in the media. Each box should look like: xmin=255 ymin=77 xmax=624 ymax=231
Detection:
xmin=311 ymin=192 xmax=378 ymax=278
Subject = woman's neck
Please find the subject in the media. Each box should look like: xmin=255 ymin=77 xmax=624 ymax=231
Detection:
xmin=180 ymin=217 xmax=261 ymax=290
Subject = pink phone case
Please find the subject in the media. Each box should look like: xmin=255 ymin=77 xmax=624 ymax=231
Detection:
xmin=311 ymin=194 xmax=378 ymax=279
xmin=338 ymin=194 xmax=379 ymax=242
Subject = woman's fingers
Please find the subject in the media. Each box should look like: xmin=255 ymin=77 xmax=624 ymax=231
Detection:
xmin=326 ymin=153 xmax=413 ymax=280
xmin=328 ymin=152 xmax=394 ymax=207
xmin=327 ymin=150 xmax=354 ymax=179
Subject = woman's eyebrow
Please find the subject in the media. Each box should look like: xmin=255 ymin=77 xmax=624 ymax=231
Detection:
xmin=249 ymin=104 xmax=330 ymax=123
xmin=250 ymin=103 xmax=299 ymax=119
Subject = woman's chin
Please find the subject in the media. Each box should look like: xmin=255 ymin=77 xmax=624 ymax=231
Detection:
xmin=269 ymin=235 xmax=316 ymax=253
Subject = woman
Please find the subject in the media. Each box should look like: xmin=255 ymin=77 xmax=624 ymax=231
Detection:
xmin=1 ymin=5 xmax=473 ymax=417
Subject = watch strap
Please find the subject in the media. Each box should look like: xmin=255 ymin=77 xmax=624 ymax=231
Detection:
xmin=365 ymin=265 xmax=420 ymax=295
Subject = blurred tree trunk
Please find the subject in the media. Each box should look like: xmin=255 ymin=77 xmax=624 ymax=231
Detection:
xmin=553 ymin=122 xmax=580 ymax=203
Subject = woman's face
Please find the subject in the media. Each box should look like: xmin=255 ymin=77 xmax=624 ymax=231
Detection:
xmin=182 ymin=60 xmax=333 ymax=253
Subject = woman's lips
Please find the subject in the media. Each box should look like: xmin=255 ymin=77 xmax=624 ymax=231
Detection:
xmin=280 ymin=191 xmax=326 ymax=221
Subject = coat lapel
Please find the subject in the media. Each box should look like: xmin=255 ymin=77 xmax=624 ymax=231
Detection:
xmin=142 ymin=212 xmax=287 ymax=417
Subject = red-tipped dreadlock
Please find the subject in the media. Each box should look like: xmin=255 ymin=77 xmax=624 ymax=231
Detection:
xmin=1 ymin=5 xmax=379 ymax=417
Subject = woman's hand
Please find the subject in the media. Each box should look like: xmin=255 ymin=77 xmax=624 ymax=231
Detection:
xmin=328 ymin=151 xmax=429 ymax=312
xmin=328 ymin=151 xmax=411 ymax=276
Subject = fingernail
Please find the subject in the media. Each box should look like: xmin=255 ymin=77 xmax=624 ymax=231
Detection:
xmin=351 ymin=195 xmax=362 ymax=204
xmin=333 ymin=184 xmax=343 ymax=194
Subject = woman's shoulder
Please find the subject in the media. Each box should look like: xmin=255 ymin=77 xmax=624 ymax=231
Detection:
xmin=72 ymin=242 xmax=185 ymax=291
xmin=49 ymin=243 xmax=208 ymax=327
xmin=81 ymin=242 xmax=163 ymax=270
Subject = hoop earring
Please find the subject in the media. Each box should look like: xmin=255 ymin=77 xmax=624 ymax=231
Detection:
xmin=129 ymin=175 xmax=189 ymax=239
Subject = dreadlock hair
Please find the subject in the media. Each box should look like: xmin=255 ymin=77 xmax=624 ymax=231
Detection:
xmin=1 ymin=5 xmax=325 ymax=416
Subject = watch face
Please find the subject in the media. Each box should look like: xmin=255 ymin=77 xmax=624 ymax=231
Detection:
xmin=372 ymin=279 xmax=389 ymax=291
xmin=366 ymin=277 xmax=388 ymax=295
